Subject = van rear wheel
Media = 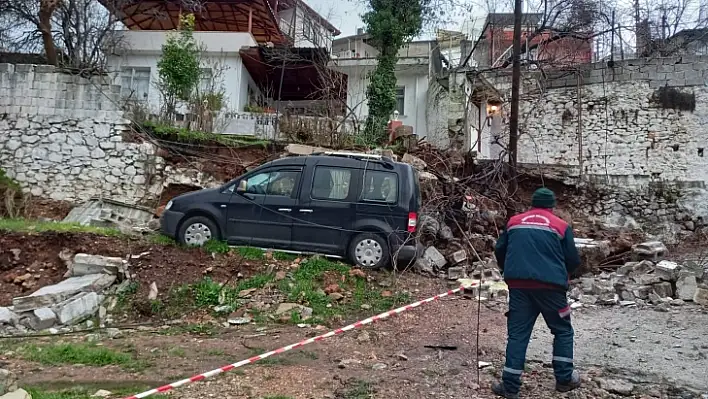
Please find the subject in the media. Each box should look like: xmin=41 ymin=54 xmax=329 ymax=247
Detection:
xmin=349 ymin=233 xmax=390 ymax=269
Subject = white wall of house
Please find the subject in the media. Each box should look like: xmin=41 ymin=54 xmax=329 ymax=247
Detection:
xmin=106 ymin=31 xmax=261 ymax=119
xmin=335 ymin=61 xmax=430 ymax=136
xmin=279 ymin=7 xmax=333 ymax=50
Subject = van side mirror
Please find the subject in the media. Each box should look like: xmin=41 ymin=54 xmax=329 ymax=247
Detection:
xmin=236 ymin=180 xmax=248 ymax=193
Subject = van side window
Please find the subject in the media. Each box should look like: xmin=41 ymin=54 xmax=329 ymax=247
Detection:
xmin=361 ymin=170 xmax=398 ymax=203
xmin=245 ymin=169 xmax=301 ymax=197
xmin=311 ymin=166 xmax=352 ymax=200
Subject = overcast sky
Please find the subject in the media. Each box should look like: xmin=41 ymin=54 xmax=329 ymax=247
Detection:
xmin=304 ymin=0 xmax=490 ymax=39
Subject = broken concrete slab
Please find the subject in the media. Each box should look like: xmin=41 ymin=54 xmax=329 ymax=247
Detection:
xmin=632 ymin=286 xmax=652 ymax=300
xmin=71 ymin=254 xmax=127 ymax=277
xmin=423 ymin=246 xmax=447 ymax=269
xmin=13 ymin=274 xmax=116 ymax=312
xmin=52 ymin=292 xmax=100 ymax=325
xmin=0 ymin=308 xmax=18 ymax=326
xmin=676 ymin=273 xmax=698 ymax=301
xmin=0 ymin=388 xmax=31 ymax=399
xmin=284 ymin=143 xmax=329 ymax=155
xmin=591 ymin=279 xmax=615 ymax=295
xmin=413 ymin=257 xmax=434 ymax=275
xmin=27 ymin=308 xmax=57 ymax=330
xmin=275 ymin=303 xmax=313 ymax=318
xmin=628 ymin=260 xmax=655 ymax=277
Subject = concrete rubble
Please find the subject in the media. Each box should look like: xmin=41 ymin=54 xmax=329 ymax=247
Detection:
xmin=570 ymin=256 xmax=708 ymax=309
xmin=1 ymin=253 xmax=127 ymax=335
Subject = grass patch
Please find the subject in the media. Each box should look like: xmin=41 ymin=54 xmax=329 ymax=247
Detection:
xmin=339 ymin=380 xmax=375 ymax=398
xmin=237 ymin=246 xmax=265 ymax=260
xmin=274 ymin=257 xmax=411 ymax=325
xmin=27 ymin=387 xmax=169 ymax=399
xmin=0 ymin=218 xmax=121 ymax=236
xmin=17 ymin=342 xmax=146 ymax=371
xmin=149 ymin=233 xmax=176 ymax=246
xmin=142 ymin=121 xmax=269 ymax=147
xmin=203 ymin=239 xmax=230 ymax=254
xmin=272 ymin=251 xmax=298 ymax=261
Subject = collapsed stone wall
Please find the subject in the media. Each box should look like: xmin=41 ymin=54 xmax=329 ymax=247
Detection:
xmin=482 ymin=56 xmax=708 ymax=232
xmin=0 ymin=64 xmax=221 ymax=206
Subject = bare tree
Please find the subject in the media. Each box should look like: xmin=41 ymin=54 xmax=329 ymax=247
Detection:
xmin=0 ymin=0 xmax=126 ymax=69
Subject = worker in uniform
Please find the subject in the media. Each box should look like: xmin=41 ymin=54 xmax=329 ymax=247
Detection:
xmin=492 ymin=188 xmax=582 ymax=398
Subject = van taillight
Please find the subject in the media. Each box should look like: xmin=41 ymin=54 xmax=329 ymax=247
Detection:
xmin=407 ymin=212 xmax=417 ymax=233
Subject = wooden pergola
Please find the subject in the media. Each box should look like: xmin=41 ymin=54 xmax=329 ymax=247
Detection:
xmin=100 ymin=0 xmax=287 ymax=44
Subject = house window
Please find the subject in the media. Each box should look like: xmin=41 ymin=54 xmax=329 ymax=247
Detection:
xmin=395 ymin=86 xmax=405 ymax=115
xmin=199 ymin=68 xmax=212 ymax=93
xmin=120 ymin=67 xmax=150 ymax=102
xmin=303 ymin=18 xmax=313 ymax=40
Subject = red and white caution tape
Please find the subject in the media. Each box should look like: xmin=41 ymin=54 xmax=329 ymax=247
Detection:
xmin=123 ymin=284 xmax=475 ymax=399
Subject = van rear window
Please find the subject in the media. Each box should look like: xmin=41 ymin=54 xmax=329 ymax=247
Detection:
xmin=361 ymin=170 xmax=398 ymax=203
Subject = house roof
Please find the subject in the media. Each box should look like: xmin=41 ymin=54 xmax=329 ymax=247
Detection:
xmin=274 ymin=0 xmax=341 ymax=36
xmin=484 ymin=13 xmax=544 ymax=28
xmin=100 ymin=0 xmax=286 ymax=44
xmin=668 ymin=28 xmax=708 ymax=43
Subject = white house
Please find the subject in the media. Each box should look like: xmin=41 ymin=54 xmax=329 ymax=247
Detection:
xmin=103 ymin=0 xmax=340 ymax=135
xmin=330 ymin=33 xmax=436 ymax=137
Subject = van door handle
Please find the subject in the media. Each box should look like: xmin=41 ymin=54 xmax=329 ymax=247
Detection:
xmin=278 ymin=208 xmax=292 ymax=212
xmin=299 ymin=209 xmax=313 ymax=213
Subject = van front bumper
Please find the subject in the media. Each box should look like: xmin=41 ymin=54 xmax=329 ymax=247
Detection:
xmin=160 ymin=209 xmax=185 ymax=238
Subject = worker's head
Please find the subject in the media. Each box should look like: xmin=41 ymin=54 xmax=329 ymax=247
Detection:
xmin=531 ymin=187 xmax=556 ymax=209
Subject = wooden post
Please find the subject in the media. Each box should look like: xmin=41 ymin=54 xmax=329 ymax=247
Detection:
xmin=248 ymin=6 xmax=253 ymax=33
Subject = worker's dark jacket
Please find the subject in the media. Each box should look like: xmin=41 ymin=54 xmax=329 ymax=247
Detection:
xmin=494 ymin=208 xmax=581 ymax=291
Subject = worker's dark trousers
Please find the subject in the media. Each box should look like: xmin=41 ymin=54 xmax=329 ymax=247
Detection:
xmin=502 ymin=288 xmax=575 ymax=394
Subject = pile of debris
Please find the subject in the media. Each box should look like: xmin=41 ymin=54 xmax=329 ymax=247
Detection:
xmin=0 ymin=254 xmax=128 ymax=335
xmin=571 ymin=257 xmax=708 ymax=309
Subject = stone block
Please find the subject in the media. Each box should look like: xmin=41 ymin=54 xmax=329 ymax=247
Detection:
xmin=652 ymin=282 xmax=673 ymax=298
xmin=632 ymin=241 xmax=666 ymax=259
xmin=27 ymin=307 xmax=57 ymax=330
xmin=654 ymin=260 xmax=679 ymax=281
xmin=632 ymin=285 xmax=653 ymax=300
xmin=694 ymin=287 xmax=708 ymax=306
xmin=71 ymin=254 xmax=127 ymax=277
xmin=449 ymin=250 xmax=467 ymax=265
xmin=423 ymin=246 xmax=447 ymax=269
xmin=52 ymin=292 xmax=100 ymax=325
xmin=447 ymin=266 xmax=466 ymax=280
xmin=0 ymin=368 xmax=18 ymax=395
xmin=676 ymin=273 xmax=698 ymax=301
xmin=591 ymin=279 xmax=615 ymax=295
xmin=634 ymin=274 xmax=662 ymax=285
xmin=0 ymin=307 xmax=18 ymax=325
xmin=12 ymin=274 xmax=116 ymax=312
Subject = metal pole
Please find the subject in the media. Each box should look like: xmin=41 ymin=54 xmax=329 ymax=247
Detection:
xmin=610 ymin=10 xmax=615 ymax=62
xmin=509 ymin=0 xmax=523 ymax=170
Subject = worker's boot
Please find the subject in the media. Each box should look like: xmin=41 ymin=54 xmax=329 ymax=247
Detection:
xmin=556 ymin=370 xmax=581 ymax=392
xmin=491 ymin=381 xmax=520 ymax=399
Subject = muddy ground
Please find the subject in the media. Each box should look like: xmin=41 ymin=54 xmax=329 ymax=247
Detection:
xmin=4 ymin=283 xmax=706 ymax=398
xmin=0 ymin=231 xmax=266 ymax=306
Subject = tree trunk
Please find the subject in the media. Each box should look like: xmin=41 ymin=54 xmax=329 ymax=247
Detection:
xmin=39 ymin=8 xmax=58 ymax=65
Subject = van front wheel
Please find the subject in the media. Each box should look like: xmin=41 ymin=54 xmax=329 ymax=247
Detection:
xmin=349 ymin=233 xmax=390 ymax=269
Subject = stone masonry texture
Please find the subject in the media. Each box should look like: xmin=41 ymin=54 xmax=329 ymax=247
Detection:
xmin=0 ymin=64 xmax=221 ymax=205
xmin=481 ymin=56 xmax=708 ymax=233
